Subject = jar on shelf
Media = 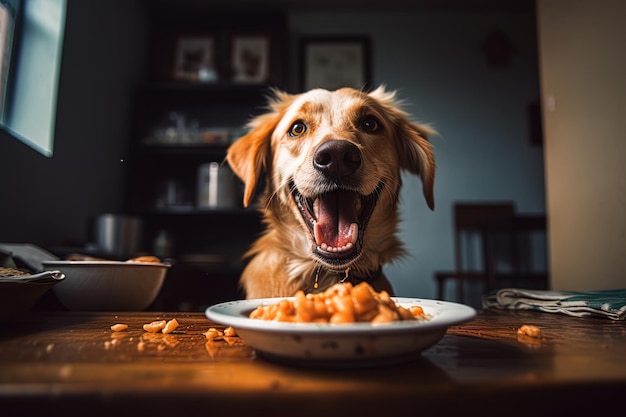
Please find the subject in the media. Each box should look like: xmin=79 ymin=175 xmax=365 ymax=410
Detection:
xmin=197 ymin=162 xmax=236 ymax=209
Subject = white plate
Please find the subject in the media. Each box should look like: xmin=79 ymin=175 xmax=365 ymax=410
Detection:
xmin=206 ymin=297 xmax=476 ymax=367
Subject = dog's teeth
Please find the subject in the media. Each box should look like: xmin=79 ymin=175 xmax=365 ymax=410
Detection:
xmin=317 ymin=226 xmax=357 ymax=253
xmin=348 ymin=224 xmax=357 ymax=244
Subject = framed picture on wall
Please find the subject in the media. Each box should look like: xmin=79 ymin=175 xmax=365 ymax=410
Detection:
xmin=172 ymin=36 xmax=218 ymax=83
xmin=231 ymin=35 xmax=271 ymax=84
xmin=300 ymin=36 xmax=371 ymax=91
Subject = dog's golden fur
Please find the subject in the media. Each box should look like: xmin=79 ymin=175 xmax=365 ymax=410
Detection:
xmin=227 ymin=86 xmax=435 ymax=299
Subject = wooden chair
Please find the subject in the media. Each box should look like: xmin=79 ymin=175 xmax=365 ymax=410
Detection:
xmin=434 ymin=202 xmax=548 ymax=305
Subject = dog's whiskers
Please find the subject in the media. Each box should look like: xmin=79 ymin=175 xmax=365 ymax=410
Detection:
xmin=263 ymin=189 xmax=279 ymax=210
xmin=262 ymin=177 xmax=292 ymax=211
xmin=377 ymin=174 xmax=401 ymax=217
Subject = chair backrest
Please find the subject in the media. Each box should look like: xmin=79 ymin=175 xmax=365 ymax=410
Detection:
xmin=454 ymin=202 xmax=516 ymax=231
xmin=453 ymin=202 xmax=516 ymax=272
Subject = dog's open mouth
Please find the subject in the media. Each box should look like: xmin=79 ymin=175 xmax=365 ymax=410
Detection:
xmin=290 ymin=180 xmax=383 ymax=266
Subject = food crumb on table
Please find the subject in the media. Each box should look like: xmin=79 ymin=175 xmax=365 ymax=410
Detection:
xmin=110 ymin=323 xmax=128 ymax=332
xmin=517 ymin=324 xmax=542 ymax=338
xmin=143 ymin=320 xmax=167 ymax=333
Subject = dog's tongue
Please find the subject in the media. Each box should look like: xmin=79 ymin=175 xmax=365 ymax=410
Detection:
xmin=313 ymin=191 xmax=358 ymax=250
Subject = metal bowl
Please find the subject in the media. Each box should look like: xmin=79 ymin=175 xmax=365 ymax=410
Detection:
xmin=43 ymin=261 xmax=169 ymax=311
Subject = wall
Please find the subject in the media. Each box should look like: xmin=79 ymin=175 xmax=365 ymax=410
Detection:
xmin=0 ymin=1 xmax=544 ymax=301
xmin=537 ymin=0 xmax=626 ymax=291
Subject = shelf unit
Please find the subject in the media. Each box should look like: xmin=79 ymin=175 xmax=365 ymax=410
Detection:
xmin=125 ymin=6 xmax=288 ymax=309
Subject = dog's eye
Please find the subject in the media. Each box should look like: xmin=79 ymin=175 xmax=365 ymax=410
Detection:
xmin=360 ymin=117 xmax=380 ymax=133
xmin=289 ymin=121 xmax=307 ymax=137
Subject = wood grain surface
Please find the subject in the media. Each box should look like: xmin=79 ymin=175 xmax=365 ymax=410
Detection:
xmin=1 ymin=309 xmax=624 ymax=416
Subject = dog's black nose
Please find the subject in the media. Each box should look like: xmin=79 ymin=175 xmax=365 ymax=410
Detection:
xmin=313 ymin=140 xmax=362 ymax=179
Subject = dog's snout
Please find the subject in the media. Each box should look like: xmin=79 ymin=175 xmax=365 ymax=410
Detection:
xmin=313 ymin=140 xmax=361 ymax=179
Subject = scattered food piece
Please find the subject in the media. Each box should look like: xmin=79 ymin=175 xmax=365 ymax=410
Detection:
xmin=143 ymin=320 xmax=167 ymax=333
xmin=203 ymin=327 xmax=224 ymax=341
xmin=162 ymin=318 xmax=179 ymax=334
xmin=110 ymin=323 xmax=128 ymax=332
xmin=518 ymin=324 xmax=542 ymax=338
xmin=203 ymin=326 xmax=243 ymax=348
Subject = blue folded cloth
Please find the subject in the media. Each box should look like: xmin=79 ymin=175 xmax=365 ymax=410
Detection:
xmin=482 ymin=288 xmax=626 ymax=320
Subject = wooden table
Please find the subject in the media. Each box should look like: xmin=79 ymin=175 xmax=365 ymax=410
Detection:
xmin=1 ymin=309 xmax=625 ymax=416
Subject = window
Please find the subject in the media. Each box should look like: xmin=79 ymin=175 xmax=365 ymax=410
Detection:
xmin=0 ymin=0 xmax=67 ymax=157
xmin=0 ymin=1 xmax=17 ymax=111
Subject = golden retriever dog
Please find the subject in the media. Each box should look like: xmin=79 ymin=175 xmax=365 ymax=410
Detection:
xmin=226 ymin=86 xmax=435 ymax=299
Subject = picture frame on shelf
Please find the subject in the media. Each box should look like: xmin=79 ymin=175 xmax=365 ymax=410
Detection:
xmin=172 ymin=36 xmax=218 ymax=83
xmin=231 ymin=35 xmax=270 ymax=84
xmin=300 ymin=36 xmax=372 ymax=91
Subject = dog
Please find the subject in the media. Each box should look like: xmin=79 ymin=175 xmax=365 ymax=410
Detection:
xmin=226 ymin=86 xmax=435 ymax=299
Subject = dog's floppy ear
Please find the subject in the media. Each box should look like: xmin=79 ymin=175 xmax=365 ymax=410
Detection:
xmin=227 ymin=89 xmax=297 ymax=206
xmin=226 ymin=112 xmax=279 ymax=207
xmin=396 ymin=120 xmax=436 ymax=210
xmin=369 ymin=86 xmax=436 ymax=210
